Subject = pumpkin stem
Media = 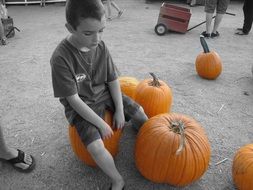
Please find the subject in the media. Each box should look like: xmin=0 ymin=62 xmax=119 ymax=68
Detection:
xmin=149 ymin=72 xmax=161 ymax=87
xmin=170 ymin=120 xmax=186 ymax=155
xmin=200 ymin=35 xmax=210 ymax=53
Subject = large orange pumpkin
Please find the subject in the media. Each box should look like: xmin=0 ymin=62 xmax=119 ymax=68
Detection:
xmin=134 ymin=73 xmax=172 ymax=118
xmin=232 ymin=144 xmax=253 ymax=190
xmin=119 ymin=76 xmax=139 ymax=99
xmin=135 ymin=113 xmax=211 ymax=186
xmin=69 ymin=110 xmax=122 ymax=167
xmin=195 ymin=35 xmax=222 ymax=80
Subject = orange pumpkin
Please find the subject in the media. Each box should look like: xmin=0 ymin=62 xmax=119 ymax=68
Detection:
xmin=69 ymin=110 xmax=122 ymax=167
xmin=135 ymin=113 xmax=211 ymax=186
xmin=119 ymin=76 xmax=139 ymax=99
xmin=195 ymin=35 xmax=222 ymax=80
xmin=232 ymin=144 xmax=253 ymax=190
xmin=134 ymin=73 xmax=172 ymax=118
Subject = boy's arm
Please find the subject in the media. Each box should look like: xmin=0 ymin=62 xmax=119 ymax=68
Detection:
xmin=66 ymin=94 xmax=113 ymax=139
xmin=108 ymin=79 xmax=125 ymax=129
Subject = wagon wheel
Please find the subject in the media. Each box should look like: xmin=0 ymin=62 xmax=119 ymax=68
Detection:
xmin=155 ymin=24 xmax=167 ymax=36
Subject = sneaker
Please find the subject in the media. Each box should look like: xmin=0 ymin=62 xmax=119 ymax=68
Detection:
xmin=118 ymin=10 xmax=124 ymax=18
xmin=201 ymin=31 xmax=211 ymax=38
xmin=211 ymin=31 xmax=220 ymax=38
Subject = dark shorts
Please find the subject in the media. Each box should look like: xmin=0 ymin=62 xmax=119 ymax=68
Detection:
xmin=72 ymin=94 xmax=140 ymax=146
xmin=205 ymin=0 xmax=230 ymax=14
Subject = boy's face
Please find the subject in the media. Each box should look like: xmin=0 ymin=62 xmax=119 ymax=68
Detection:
xmin=69 ymin=15 xmax=106 ymax=50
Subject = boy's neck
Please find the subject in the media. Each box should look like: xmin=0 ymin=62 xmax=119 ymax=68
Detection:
xmin=67 ymin=35 xmax=90 ymax=52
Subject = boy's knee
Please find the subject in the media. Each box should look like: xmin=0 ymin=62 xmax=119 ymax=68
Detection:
xmin=87 ymin=139 xmax=106 ymax=157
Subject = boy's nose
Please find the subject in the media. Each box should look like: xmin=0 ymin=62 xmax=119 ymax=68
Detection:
xmin=92 ymin=33 xmax=100 ymax=43
xmin=92 ymin=33 xmax=100 ymax=42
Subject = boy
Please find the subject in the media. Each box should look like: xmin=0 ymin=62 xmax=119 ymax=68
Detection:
xmin=50 ymin=0 xmax=148 ymax=189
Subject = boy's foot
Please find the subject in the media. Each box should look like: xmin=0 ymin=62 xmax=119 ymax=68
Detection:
xmin=201 ymin=31 xmax=211 ymax=38
xmin=0 ymin=149 xmax=35 ymax=172
xmin=211 ymin=31 xmax=220 ymax=38
xmin=109 ymin=179 xmax=125 ymax=190
xmin=118 ymin=10 xmax=124 ymax=18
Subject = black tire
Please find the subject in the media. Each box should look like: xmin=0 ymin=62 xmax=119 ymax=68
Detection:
xmin=155 ymin=24 xmax=167 ymax=36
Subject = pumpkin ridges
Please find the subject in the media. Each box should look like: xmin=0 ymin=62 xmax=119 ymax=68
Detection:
xmin=150 ymin=132 xmax=172 ymax=182
xmin=233 ymin=144 xmax=253 ymax=190
xmin=186 ymin=131 xmax=210 ymax=182
xmin=170 ymin=114 xmax=210 ymax=185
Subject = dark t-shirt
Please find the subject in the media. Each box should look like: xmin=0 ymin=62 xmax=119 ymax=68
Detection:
xmin=50 ymin=39 xmax=119 ymax=124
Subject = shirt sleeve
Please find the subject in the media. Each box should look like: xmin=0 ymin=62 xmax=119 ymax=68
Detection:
xmin=50 ymin=56 xmax=77 ymax=98
xmin=104 ymin=44 xmax=120 ymax=82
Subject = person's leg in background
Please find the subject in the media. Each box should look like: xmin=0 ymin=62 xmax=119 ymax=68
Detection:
xmin=211 ymin=0 xmax=230 ymax=37
xmin=242 ymin=0 xmax=253 ymax=34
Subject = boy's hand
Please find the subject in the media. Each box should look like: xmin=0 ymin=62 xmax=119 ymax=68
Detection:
xmin=100 ymin=123 xmax=114 ymax=140
xmin=113 ymin=110 xmax=125 ymax=129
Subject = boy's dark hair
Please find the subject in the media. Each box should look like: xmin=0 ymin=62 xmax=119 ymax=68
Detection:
xmin=66 ymin=0 xmax=105 ymax=30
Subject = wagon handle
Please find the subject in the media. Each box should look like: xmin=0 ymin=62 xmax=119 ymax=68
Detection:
xmin=187 ymin=12 xmax=236 ymax=32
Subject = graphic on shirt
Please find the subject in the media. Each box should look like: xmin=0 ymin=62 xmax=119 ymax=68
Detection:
xmin=75 ymin=73 xmax=86 ymax=82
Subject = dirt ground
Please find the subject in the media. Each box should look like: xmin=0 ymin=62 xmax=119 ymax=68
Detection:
xmin=0 ymin=0 xmax=252 ymax=189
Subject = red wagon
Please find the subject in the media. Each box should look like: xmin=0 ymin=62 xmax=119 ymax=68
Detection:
xmin=155 ymin=3 xmax=192 ymax=35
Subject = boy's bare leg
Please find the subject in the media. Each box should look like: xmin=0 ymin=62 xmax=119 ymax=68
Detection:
xmin=87 ymin=139 xmax=125 ymax=190
xmin=0 ymin=124 xmax=33 ymax=169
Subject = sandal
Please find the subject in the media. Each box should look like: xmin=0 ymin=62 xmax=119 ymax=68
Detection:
xmin=0 ymin=149 xmax=35 ymax=173
xmin=201 ymin=31 xmax=211 ymax=38
xmin=211 ymin=31 xmax=220 ymax=38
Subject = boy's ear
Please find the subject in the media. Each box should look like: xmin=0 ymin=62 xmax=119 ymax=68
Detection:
xmin=65 ymin=23 xmax=75 ymax=33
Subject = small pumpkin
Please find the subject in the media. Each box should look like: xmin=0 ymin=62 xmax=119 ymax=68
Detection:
xmin=135 ymin=113 xmax=211 ymax=186
xmin=69 ymin=110 xmax=122 ymax=167
xmin=119 ymin=76 xmax=139 ymax=99
xmin=232 ymin=144 xmax=253 ymax=190
xmin=195 ymin=35 xmax=222 ymax=80
xmin=134 ymin=73 xmax=173 ymax=118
